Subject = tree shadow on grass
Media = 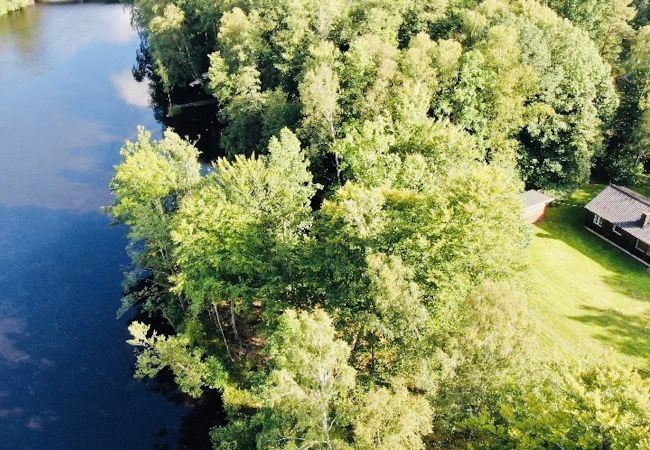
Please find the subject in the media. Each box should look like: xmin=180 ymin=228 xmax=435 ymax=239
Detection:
xmin=534 ymin=231 xmax=558 ymax=240
xmin=569 ymin=305 xmax=650 ymax=373
xmin=535 ymin=205 xmax=650 ymax=302
xmin=533 ymin=205 xmax=650 ymax=372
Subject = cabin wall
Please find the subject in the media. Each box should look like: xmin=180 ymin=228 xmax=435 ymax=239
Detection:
xmin=584 ymin=210 xmax=650 ymax=264
xmin=525 ymin=205 xmax=547 ymax=224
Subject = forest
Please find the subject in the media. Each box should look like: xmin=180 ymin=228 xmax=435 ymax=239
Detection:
xmin=109 ymin=0 xmax=650 ymax=448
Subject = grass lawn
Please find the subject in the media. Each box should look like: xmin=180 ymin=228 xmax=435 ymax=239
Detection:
xmin=525 ymin=183 xmax=650 ymax=373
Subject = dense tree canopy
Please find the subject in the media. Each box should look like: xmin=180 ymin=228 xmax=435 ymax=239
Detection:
xmin=112 ymin=0 xmax=650 ymax=448
xmin=545 ymin=0 xmax=636 ymax=68
xmin=126 ymin=0 xmax=644 ymax=189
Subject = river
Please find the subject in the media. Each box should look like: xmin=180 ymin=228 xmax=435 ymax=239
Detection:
xmin=0 ymin=4 xmax=214 ymax=448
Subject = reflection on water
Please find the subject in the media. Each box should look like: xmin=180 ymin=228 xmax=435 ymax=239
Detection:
xmin=131 ymin=40 xmax=222 ymax=161
xmin=0 ymin=5 xmax=148 ymax=213
xmin=0 ymin=318 xmax=28 ymax=363
xmin=0 ymin=6 xmax=40 ymax=66
xmin=111 ymin=70 xmax=151 ymax=108
xmin=0 ymin=4 xmax=195 ymax=448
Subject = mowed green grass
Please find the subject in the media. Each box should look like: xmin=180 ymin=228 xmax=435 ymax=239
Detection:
xmin=525 ymin=183 xmax=650 ymax=373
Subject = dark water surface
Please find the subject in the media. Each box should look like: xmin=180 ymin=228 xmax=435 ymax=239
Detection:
xmin=0 ymin=4 xmax=196 ymax=448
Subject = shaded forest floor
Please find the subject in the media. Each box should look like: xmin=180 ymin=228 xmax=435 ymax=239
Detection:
xmin=525 ymin=181 xmax=650 ymax=373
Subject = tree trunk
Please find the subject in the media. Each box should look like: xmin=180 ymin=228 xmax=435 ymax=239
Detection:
xmin=211 ymin=303 xmax=233 ymax=361
xmin=230 ymin=299 xmax=241 ymax=345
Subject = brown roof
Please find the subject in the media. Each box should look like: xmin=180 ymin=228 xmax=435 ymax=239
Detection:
xmin=585 ymin=185 xmax=650 ymax=244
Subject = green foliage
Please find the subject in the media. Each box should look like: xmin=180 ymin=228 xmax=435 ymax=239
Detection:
xmin=130 ymin=0 xmax=226 ymax=90
xmin=170 ymin=128 xmax=318 ymax=320
xmin=0 ymin=0 xmax=30 ymax=16
xmin=253 ymin=309 xmax=356 ymax=450
xmin=428 ymin=280 xmax=650 ymax=450
xmin=545 ymin=0 xmax=636 ymax=68
xmin=358 ymin=253 xmax=430 ymax=381
xmin=636 ymin=0 xmax=650 ymax=25
xmin=428 ymin=281 xmax=531 ymax=447
xmin=464 ymin=361 xmax=650 ymax=449
xmin=110 ymin=128 xmax=200 ymax=233
xmin=108 ymin=128 xmax=201 ymax=325
xmin=130 ymin=0 xmax=618 ymax=188
xmin=128 ymin=321 xmax=228 ymax=398
xmin=514 ymin=8 xmax=618 ymax=188
xmin=211 ymin=309 xmax=433 ymax=450
xmin=114 ymin=0 xmax=650 ymax=447
xmin=451 ymin=24 xmax=538 ymax=162
xmin=626 ymin=25 xmax=650 ymax=173
xmin=353 ymin=384 xmax=432 ymax=450
xmin=299 ymin=41 xmax=342 ymax=152
xmin=385 ymin=164 xmax=527 ymax=303
xmin=307 ymin=163 xmax=527 ymax=384
xmin=601 ymin=25 xmax=650 ymax=184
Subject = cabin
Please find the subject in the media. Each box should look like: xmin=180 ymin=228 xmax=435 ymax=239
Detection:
xmin=584 ymin=185 xmax=650 ymax=266
xmin=522 ymin=190 xmax=554 ymax=224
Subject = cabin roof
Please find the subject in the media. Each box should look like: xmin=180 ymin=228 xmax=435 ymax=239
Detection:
xmin=585 ymin=185 xmax=650 ymax=244
xmin=522 ymin=190 xmax=554 ymax=211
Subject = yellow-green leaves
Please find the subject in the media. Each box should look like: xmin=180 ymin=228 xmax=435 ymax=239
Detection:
xmin=255 ymin=309 xmax=356 ymax=450
xmin=353 ymin=385 xmax=432 ymax=450
xmin=149 ymin=4 xmax=184 ymax=33
xmin=243 ymin=308 xmax=433 ymax=449
xmin=299 ymin=46 xmax=341 ymax=149
xmin=109 ymin=127 xmax=199 ymax=269
xmin=492 ymin=361 xmax=650 ymax=449
xmin=218 ymin=8 xmax=263 ymax=66
xmin=127 ymin=322 xmax=228 ymax=398
xmin=545 ymin=0 xmax=636 ymax=67
xmin=115 ymin=1 xmax=650 ymax=447
xmin=266 ymin=309 xmax=356 ymax=394
xmin=320 ymin=183 xmax=387 ymax=243
xmin=109 ymin=127 xmax=200 ymax=237
xmin=170 ymin=128 xmax=317 ymax=316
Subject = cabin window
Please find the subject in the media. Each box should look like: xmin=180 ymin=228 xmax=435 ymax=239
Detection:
xmin=593 ymin=214 xmax=603 ymax=227
xmin=613 ymin=225 xmax=622 ymax=235
xmin=635 ymin=239 xmax=650 ymax=254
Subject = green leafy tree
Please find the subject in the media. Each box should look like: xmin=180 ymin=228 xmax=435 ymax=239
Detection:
xmin=212 ymin=309 xmax=433 ymax=450
xmin=133 ymin=0 xmax=624 ymax=188
xmin=465 ymin=361 xmax=650 ymax=449
xmin=210 ymin=308 xmax=355 ymax=450
xmin=253 ymin=309 xmax=356 ymax=450
xmin=113 ymin=1 xmax=650 ymax=447
xmin=130 ymin=0 xmax=225 ymax=90
xmin=451 ymin=24 xmax=538 ymax=163
xmin=636 ymin=0 xmax=650 ymax=25
xmin=545 ymin=0 xmax=636 ymax=67
xmin=127 ymin=321 xmax=228 ymax=398
xmin=604 ymin=25 xmax=650 ymax=183
xmin=428 ymin=281 xmax=531 ymax=447
xmin=299 ymin=42 xmax=342 ymax=154
xmin=514 ymin=9 xmax=618 ymax=188
xmin=108 ymin=128 xmax=201 ymax=324
xmin=170 ymin=128 xmax=318 ymax=358
xmin=352 ymin=384 xmax=432 ymax=450
xmin=311 ymin=163 xmax=528 ymax=380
